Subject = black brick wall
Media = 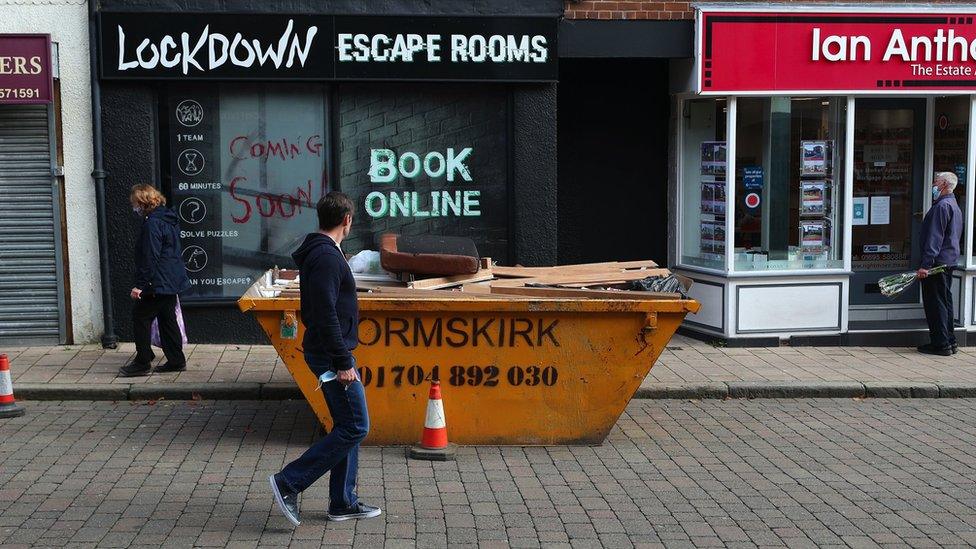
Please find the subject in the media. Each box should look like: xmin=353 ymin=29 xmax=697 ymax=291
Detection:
xmin=338 ymin=84 xmax=510 ymax=262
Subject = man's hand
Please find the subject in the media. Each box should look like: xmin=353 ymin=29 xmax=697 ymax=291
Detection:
xmin=130 ymin=288 xmax=142 ymax=300
xmin=338 ymin=368 xmax=358 ymax=386
xmin=916 ymin=268 xmax=929 ymax=280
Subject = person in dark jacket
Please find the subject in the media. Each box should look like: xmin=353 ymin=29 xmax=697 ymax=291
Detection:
xmin=269 ymin=192 xmax=380 ymax=527
xmin=119 ymin=184 xmax=192 ymax=377
xmin=917 ymin=172 xmax=963 ymax=356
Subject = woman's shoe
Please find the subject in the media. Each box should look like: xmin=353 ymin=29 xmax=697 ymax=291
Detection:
xmin=154 ymin=362 xmax=186 ymax=373
xmin=118 ymin=363 xmax=151 ymax=377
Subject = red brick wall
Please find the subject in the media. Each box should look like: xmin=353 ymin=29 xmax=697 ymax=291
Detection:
xmin=564 ymin=0 xmax=964 ymax=21
xmin=563 ymin=1 xmax=692 ymax=20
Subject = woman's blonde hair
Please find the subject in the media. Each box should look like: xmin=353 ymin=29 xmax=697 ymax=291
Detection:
xmin=130 ymin=184 xmax=166 ymax=211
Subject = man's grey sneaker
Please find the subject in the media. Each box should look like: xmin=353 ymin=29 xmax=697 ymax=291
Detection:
xmin=269 ymin=474 xmax=301 ymax=526
xmin=118 ymin=362 xmax=151 ymax=377
xmin=328 ymin=502 xmax=382 ymax=521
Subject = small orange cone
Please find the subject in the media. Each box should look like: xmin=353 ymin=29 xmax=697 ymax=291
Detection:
xmin=0 ymin=354 xmax=25 ymax=419
xmin=408 ymin=381 xmax=456 ymax=461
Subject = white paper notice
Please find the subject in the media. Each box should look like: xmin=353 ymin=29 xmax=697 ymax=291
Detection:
xmin=852 ymin=197 xmax=869 ymax=226
xmin=870 ymin=196 xmax=890 ymax=225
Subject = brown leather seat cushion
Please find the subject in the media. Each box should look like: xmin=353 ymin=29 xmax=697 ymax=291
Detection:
xmin=380 ymin=233 xmax=480 ymax=276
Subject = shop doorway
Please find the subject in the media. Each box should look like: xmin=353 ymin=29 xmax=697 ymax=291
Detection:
xmin=849 ymin=99 xmax=926 ymax=319
xmin=557 ymin=58 xmax=670 ymax=265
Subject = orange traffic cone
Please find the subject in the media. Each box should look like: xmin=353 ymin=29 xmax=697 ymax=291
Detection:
xmin=408 ymin=381 xmax=456 ymax=461
xmin=0 ymin=354 xmax=25 ymax=419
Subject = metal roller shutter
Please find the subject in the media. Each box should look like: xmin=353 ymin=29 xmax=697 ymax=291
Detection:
xmin=0 ymin=104 xmax=64 ymax=345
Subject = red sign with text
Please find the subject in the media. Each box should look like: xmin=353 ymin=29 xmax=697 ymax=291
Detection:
xmin=0 ymin=34 xmax=52 ymax=104
xmin=699 ymin=11 xmax=976 ymax=94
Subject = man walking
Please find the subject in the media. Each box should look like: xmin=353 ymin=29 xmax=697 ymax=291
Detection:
xmin=269 ymin=192 xmax=381 ymax=526
xmin=917 ymin=172 xmax=963 ymax=356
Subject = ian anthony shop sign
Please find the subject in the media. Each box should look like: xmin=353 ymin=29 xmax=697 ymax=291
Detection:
xmin=0 ymin=34 xmax=52 ymax=104
xmin=98 ymin=13 xmax=557 ymax=82
xmin=699 ymin=11 xmax=976 ymax=93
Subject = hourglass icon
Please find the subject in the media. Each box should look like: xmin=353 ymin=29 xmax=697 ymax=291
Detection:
xmin=178 ymin=149 xmax=205 ymax=176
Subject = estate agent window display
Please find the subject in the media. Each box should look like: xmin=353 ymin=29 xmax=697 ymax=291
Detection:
xmin=678 ymin=96 xmax=847 ymax=274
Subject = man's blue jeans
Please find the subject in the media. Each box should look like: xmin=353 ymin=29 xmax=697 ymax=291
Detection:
xmin=278 ymin=355 xmax=369 ymax=511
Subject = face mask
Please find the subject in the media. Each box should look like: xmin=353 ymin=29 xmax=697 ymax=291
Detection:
xmin=932 ymin=185 xmax=942 ymax=201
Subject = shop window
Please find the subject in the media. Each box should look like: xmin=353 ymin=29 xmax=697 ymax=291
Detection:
xmin=932 ymin=96 xmax=970 ymax=264
xmin=733 ymin=97 xmax=846 ymax=271
xmin=337 ymin=84 xmax=510 ymax=262
xmin=679 ymin=98 xmax=727 ymax=270
xmin=165 ymin=84 xmax=329 ymax=300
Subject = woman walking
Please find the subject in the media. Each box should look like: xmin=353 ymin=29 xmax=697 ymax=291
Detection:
xmin=119 ymin=184 xmax=191 ymax=377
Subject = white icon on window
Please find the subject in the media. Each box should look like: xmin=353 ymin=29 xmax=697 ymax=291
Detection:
xmin=182 ymin=245 xmax=208 ymax=273
xmin=179 ymin=197 xmax=207 ymax=224
xmin=178 ymin=149 xmax=205 ymax=176
xmin=175 ymin=100 xmax=204 ymax=127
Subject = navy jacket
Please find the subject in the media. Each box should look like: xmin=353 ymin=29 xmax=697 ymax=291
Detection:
xmin=134 ymin=207 xmax=191 ymax=295
xmin=293 ymin=233 xmax=358 ymax=372
xmin=920 ymin=193 xmax=963 ymax=269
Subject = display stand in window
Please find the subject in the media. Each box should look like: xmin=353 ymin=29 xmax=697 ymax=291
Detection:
xmin=798 ymin=140 xmax=835 ymax=262
xmin=699 ymin=141 xmax=727 ymax=260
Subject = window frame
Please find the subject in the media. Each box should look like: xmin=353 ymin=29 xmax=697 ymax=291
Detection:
xmin=677 ymin=94 xmax=856 ymax=277
xmin=675 ymin=93 xmax=732 ymax=275
xmin=159 ymin=83 xmax=334 ymax=304
xmin=678 ymin=92 xmax=976 ymax=277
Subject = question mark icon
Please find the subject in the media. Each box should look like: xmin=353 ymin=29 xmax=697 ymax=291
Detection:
xmin=180 ymin=198 xmax=206 ymax=225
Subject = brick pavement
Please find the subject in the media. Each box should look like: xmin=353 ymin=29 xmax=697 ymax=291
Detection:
xmin=654 ymin=336 xmax=976 ymax=384
xmin=3 ymin=399 xmax=976 ymax=547
xmin=2 ymin=335 xmax=976 ymax=395
xmin=1 ymin=343 xmax=292 ymax=386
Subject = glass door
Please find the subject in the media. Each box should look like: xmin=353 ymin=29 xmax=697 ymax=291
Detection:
xmin=850 ymin=99 xmax=926 ymax=306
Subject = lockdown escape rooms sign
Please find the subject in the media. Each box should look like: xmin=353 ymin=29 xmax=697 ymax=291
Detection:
xmin=700 ymin=11 xmax=976 ymax=93
xmin=99 ymin=13 xmax=557 ymax=82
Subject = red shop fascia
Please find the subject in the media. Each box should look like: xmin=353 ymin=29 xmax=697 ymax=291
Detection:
xmin=697 ymin=7 xmax=976 ymax=95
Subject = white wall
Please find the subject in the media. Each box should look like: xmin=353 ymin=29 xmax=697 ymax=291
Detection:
xmin=0 ymin=0 xmax=102 ymax=343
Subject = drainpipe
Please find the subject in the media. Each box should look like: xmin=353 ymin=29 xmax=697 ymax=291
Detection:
xmin=89 ymin=0 xmax=118 ymax=349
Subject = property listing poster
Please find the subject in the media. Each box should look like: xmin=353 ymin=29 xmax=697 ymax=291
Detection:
xmin=699 ymin=141 xmax=727 ymax=258
xmin=800 ymin=140 xmax=828 ymax=176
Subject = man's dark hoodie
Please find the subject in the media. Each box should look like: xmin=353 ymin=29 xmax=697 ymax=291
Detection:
xmin=134 ymin=207 xmax=191 ymax=295
xmin=293 ymin=233 xmax=358 ymax=373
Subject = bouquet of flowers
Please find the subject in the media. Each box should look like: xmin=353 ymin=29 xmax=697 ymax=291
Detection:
xmin=878 ymin=265 xmax=947 ymax=298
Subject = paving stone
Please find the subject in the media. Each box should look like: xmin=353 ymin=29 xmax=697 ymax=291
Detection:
xmin=3 ymin=399 xmax=976 ymax=547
